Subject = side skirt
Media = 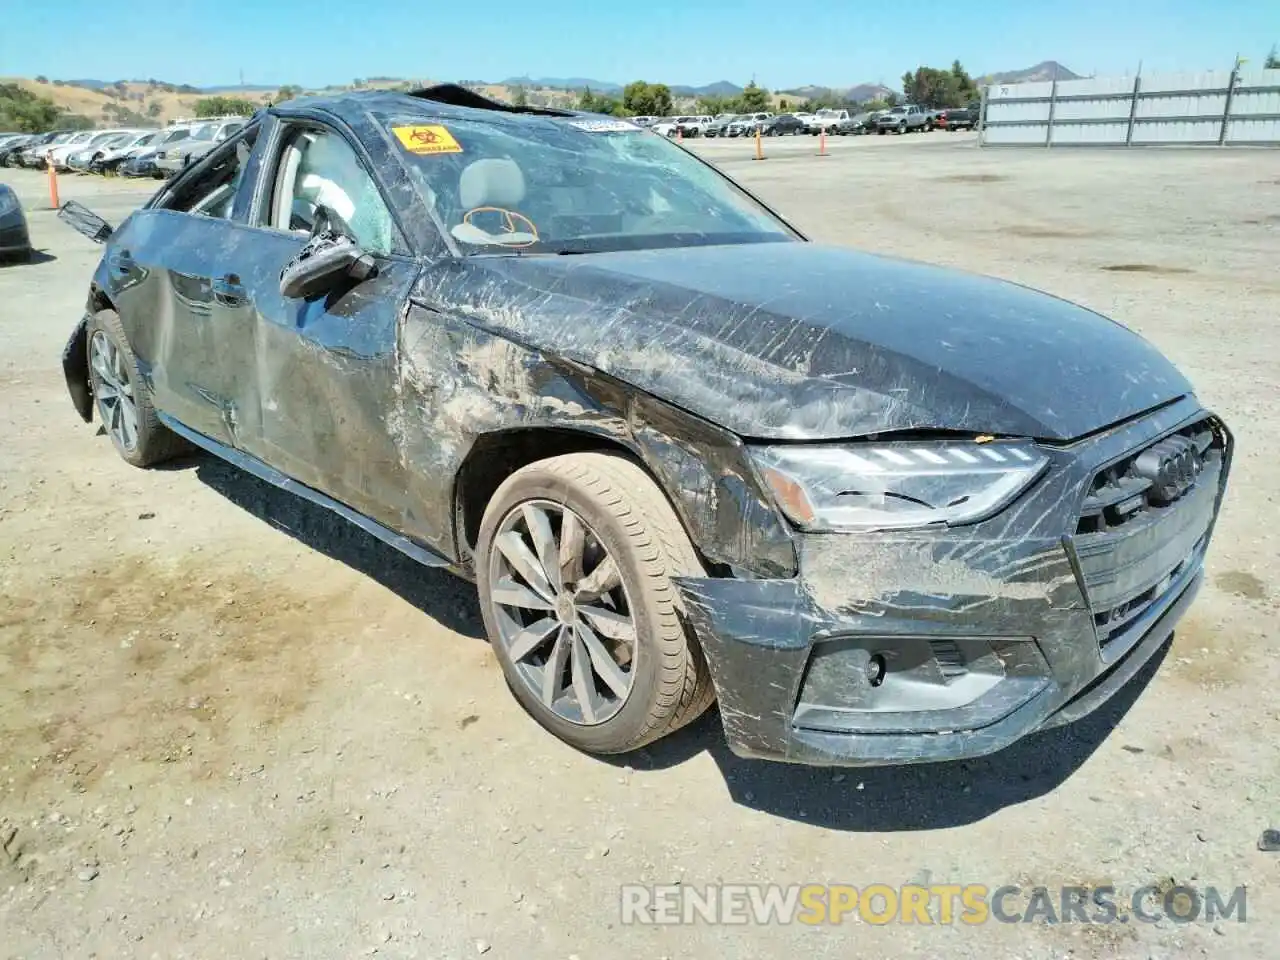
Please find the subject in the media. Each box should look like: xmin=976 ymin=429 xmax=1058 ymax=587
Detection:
xmin=158 ymin=413 xmax=451 ymax=570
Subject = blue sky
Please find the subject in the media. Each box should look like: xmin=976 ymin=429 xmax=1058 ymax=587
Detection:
xmin=2 ymin=0 xmax=1277 ymax=90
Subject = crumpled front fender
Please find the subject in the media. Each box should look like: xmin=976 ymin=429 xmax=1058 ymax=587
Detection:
xmin=63 ymin=313 xmax=93 ymax=423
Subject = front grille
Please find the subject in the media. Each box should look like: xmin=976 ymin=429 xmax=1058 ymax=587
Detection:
xmin=1077 ymin=421 xmax=1216 ymax=535
xmin=1072 ymin=418 xmax=1225 ymax=656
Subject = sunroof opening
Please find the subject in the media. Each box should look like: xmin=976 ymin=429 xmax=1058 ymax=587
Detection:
xmin=407 ymin=83 xmax=576 ymax=117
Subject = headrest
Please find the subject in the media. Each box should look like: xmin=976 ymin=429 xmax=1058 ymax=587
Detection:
xmin=458 ymin=158 xmax=526 ymax=209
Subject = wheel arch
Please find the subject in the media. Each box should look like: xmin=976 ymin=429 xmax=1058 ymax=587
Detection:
xmin=450 ymin=387 xmax=799 ymax=582
xmin=63 ymin=286 xmax=116 ymax=424
xmin=453 ymin=426 xmax=712 ymax=574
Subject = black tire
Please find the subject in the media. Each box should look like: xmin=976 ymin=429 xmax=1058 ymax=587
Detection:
xmin=476 ymin=452 xmax=715 ymax=755
xmin=878 ymin=127 xmax=886 ymax=135
xmin=898 ymin=121 xmax=907 ymax=134
xmin=86 ymin=309 xmax=189 ymax=468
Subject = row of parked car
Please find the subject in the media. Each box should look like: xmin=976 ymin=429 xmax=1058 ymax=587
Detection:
xmin=0 ymin=116 xmax=247 ymax=179
xmin=631 ymin=104 xmax=978 ymax=140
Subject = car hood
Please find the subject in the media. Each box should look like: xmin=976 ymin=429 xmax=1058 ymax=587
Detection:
xmin=417 ymin=242 xmax=1192 ymax=442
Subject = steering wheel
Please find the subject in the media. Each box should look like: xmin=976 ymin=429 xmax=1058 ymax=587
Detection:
xmin=451 ymin=206 xmax=540 ymax=248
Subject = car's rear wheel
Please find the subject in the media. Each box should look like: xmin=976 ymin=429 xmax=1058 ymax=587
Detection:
xmin=476 ymin=452 xmax=714 ymax=755
xmin=87 ymin=309 xmax=189 ymax=468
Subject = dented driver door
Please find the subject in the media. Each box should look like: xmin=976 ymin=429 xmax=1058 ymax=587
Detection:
xmin=232 ymin=121 xmax=427 ymax=539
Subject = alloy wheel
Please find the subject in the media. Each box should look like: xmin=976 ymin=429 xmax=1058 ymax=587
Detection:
xmin=90 ymin=330 xmax=138 ymax=452
xmin=488 ymin=500 xmax=637 ymax=726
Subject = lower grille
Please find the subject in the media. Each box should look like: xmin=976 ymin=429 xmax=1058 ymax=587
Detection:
xmin=1072 ymin=418 xmax=1225 ymax=657
xmin=1092 ymin=534 xmax=1204 ymax=649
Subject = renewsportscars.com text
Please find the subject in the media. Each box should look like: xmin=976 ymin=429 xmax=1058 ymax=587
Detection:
xmin=620 ymin=883 xmax=1248 ymax=926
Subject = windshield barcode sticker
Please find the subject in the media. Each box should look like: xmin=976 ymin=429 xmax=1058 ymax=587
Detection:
xmin=566 ymin=119 xmax=640 ymax=133
xmin=392 ymin=125 xmax=464 ymax=155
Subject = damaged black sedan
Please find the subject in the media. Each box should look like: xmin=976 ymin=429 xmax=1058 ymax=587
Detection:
xmin=60 ymin=85 xmax=1232 ymax=766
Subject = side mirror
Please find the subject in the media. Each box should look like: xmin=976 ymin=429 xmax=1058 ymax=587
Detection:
xmin=279 ymin=232 xmax=378 ymax=300
xmin=57 ymin=201 xmax=113 ymax=243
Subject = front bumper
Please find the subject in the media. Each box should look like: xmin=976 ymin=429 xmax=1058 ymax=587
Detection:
xmin=677 ymin=398 xmax=1232 ymax=766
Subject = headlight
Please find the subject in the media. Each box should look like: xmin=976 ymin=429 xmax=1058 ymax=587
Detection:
xmin=750 ymin=441 xmax=1049 ymax=532
xmin=0 ymin=191 xmax=17 ymax=216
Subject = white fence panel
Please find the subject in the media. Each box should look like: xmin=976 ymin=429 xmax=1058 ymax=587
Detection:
xmin=979 ymin=61 xmax=1280 ymax=147
xmin=986 ymin=124 xmax=1049 ymax=145
xmin=1051 ymin=122 xmax=1130 ymax=145
xmin=1229 ymin=118 xmax=1280 ymax=142
xmin=1131 ymin=120 xmax=1221 ymax=144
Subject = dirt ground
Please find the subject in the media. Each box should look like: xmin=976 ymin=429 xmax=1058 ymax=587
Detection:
xmin=1 ymin=132 xmax=1277 ymax=959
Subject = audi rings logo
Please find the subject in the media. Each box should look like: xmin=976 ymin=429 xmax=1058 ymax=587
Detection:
xmin=1134 ymin=436 xmax=1203 ymax=505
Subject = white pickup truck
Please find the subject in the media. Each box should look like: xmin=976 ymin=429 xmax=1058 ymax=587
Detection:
xmin=677 ymin=115 xmax=714 ymax=137
xmin=727 ymin=112 xmax=773 ymax=137
xmin=807 ymin=109 xmax=852 ymax=134
xmin=652 ymin=116 xmax=694 ymax=137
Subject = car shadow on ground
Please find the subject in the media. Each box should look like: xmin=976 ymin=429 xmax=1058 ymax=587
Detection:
xmin=181 ymin=452 xmax=486 ymax=640
xmin=174 ymin=448 xmax=1168 ymax=830
xmin=625 ymin=639 xmax=1170 ymax=831
xmin=1 ymin=249 xmax=55 ymax=266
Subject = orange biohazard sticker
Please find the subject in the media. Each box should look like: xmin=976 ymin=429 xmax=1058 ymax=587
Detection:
xmin=392 ymin=125 xmax=463 ymax=155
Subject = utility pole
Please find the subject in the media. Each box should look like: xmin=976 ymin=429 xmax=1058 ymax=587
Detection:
xmin=1219 ymin=53 xmax=1242 ymax=146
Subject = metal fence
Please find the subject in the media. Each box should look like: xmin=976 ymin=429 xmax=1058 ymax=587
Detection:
xmin=979 ymin=60 xmax=1280 ymax=146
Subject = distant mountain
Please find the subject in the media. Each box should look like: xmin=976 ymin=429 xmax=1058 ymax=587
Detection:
xmin=778 ymin=82 xmax=895 ymax=103
xmin=59 ymin=77 xmax=279 ymax=94
xmin=499 ymin=77 xmax=744 ymax=97
xmin=669 ymin=80 xmax=743 ymax=97
xmin=978 ymin=61 xmax=1080 ymax=85
xmin=846 ymin=83 xmax=896 ymax=102
xmin=202 ymin=83 xmax=279 ymax=93
xmin=501 ymin=76 xmax=623 ymax=93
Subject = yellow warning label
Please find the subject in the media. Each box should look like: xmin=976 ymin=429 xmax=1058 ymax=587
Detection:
xmin=391 ymin=125 xmax=463 ymax=155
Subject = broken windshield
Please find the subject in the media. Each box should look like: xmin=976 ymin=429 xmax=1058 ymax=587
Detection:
xmin=377 ymin=113 xmax=796 ymax=255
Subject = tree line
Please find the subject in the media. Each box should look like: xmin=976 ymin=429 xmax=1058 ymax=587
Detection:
xmin=552 ymin=62 xmax=980 ymax=119
xmin=192 ymin=96 xmax=260 ymax=118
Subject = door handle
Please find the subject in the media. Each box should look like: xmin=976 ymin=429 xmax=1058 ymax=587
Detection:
xmin=110 ymin=250 xmax=135 ymax=273
xmin=212 ymin=274 xmax=247 ymax=305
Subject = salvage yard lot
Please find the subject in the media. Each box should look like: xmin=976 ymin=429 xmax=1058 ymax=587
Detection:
xmin=1 ymin=133 xmax=1277 ymax=958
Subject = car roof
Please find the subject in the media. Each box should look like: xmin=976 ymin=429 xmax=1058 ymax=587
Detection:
xmin=271 ymin=83 xmax=582 ymax=131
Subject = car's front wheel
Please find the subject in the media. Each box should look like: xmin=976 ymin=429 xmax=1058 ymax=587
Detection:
xmin=87 ymin=309 xmax=188 ymax=467
xmin=476 ymin=452 xmax=714 ymax=755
